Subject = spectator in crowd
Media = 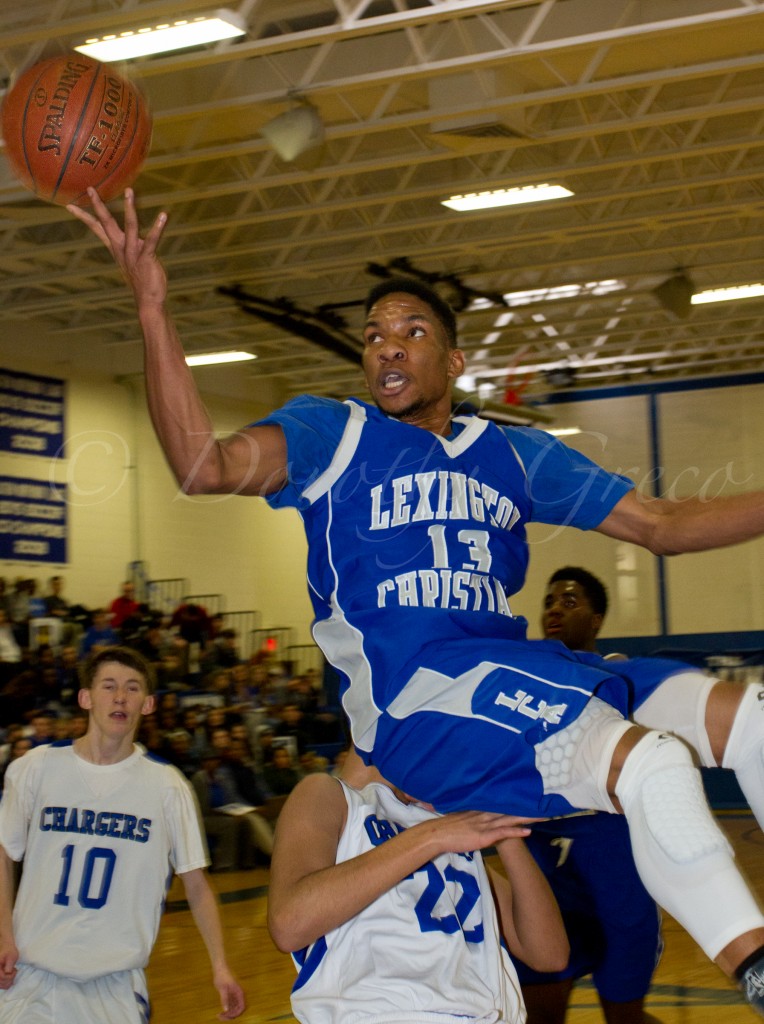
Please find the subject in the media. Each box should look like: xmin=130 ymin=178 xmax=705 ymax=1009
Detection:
xmin=274 ymin=703 xmax=316 ymax=757
xmin=191 ymin=746 xmax=275 ymax=867
xmin=43 ymin=576 xmax=71 ymax=622
xmin=0 ymin=610 xmax=22 ymax=689
xmin=263 ymin=744 xmax=301 ymax=797
xmin=79 ymin=609 xmax=119 ymax=659
xmin=0 ymin=735 xmax=32 ymax=793
xmin=27 ymin=712 xmax=56 ymax=748
xmin=201 ymin=629 xmax=243 ymax=674
xmin=108 ymin=580 xmax=140 ymax=632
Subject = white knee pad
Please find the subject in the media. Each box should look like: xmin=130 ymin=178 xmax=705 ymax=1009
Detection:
xmin=616 ymin=731 xmax=764 ymax=960
xmin=536 ymin=696 xmax=632 ymax=813
xmin=722 ymin=683 xmax=764 ymax=828
xmin=634 ymin=671 xmax=716 ymax=766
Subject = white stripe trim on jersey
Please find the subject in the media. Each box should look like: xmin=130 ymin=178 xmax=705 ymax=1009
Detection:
xmin=311 ymin=487 xmax=381 ymax=753
xmin=387 ymin=660 xmax=595 ymax=732
xmin=441 ymin=414 xmax=489 ymax=457
xmin=301 ymin=400 xmax=367 ymax=506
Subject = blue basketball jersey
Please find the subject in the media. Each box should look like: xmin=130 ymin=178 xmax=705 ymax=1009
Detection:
xmin=259 ymin=396 xmax=685 ymax=816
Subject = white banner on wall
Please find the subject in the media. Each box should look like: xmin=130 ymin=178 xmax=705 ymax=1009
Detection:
xmin=0 ymin=368 xmax=65 ymax=458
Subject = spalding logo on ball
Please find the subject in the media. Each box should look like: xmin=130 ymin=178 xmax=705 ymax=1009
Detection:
xmin=1 ymin=52 xmax=152 ymax=206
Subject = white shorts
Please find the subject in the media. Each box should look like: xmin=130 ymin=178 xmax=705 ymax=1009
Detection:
xmin=0 ymin=963 xmax=149 ymax=1024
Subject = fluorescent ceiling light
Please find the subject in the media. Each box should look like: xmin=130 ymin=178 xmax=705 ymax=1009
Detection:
xmin=75 ymin=10 xmax=246 ymax=61
xmin=442 ymin=184 xmax=573 ymax=212
xmin=691 ymin=283 xmax=764 ymax=305
xmin=185 ymin=351 xmax=256 ymax=367
xmin=547 ymin=427 xmax=581 ymax=437
xmin=503 ymin=279 xmax=626 ymax=306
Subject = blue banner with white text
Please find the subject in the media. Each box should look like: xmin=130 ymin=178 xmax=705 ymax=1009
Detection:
xmin=0 ymin=475 xmax=67 ymax=563
xmin=0 ymin=368 xmax=65 ymax=458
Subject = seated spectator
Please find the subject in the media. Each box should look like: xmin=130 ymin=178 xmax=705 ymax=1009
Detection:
xmin=0 ymin=608 xmax=22 ymax=688
xmin=136 ymin=618 xmax=188 ymax=689
xmin=202 ymin=668 xmax=234 ymax=706
xmin=181 ymin=706 xmax=209 ymax=760
xmin=27 ymin=711 xmax=56 ymax=748
xmin=274 ymin=702 xmax=317 ymax=756
xmin=109 ymin=580 xmax=140 ymax=631
xmin=190 ymin=749 xmax=246 ymax=872
xmin=56 ymin=644 xmax=81 ymax=705
xmin=43 ymin=575 xmax=72 ymax=627
xmin=170 ymin=601 xmax=213 ymax=645
xmin=191 ymin=747 xmax=275 ymax=867
xmin=0 ymin=734 xmax=32 ymax=792
xmin=201 ymin=628 xmax=243 ymax=673
xmin=163 ymin=729 xmax=200 ymax=778
xmin=78 ymin=608 xmax=119 ymax=658
xmin=263 ymin=744 xmax=301 ymax=796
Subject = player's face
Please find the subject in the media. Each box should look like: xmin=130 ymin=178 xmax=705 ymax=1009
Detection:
xmin=362 ymin=292 xmax=465 ymax=433
xmin=541 ymin=580 xmax=602 ymax=652
xmin=79 ymin=662 xmax=154 ymax=738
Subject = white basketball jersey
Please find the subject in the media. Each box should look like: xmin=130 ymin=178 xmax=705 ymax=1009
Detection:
xmin=290 ymin=780 xmax=526 ymax=1024
xmin=0 ymin=742 xmax=208 ymax=981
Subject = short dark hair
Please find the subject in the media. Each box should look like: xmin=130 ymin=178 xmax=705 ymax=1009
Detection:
xmin=548 ymin=566 xmax=608 ymax=618
xmin=80 ymin=646 xmax=156 ymax=695
xmin=364 ymin=276 xmax=458 ymax=347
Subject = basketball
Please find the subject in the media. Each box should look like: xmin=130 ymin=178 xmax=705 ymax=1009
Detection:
xmin=1 ymin=52 xmax=152 ymax=206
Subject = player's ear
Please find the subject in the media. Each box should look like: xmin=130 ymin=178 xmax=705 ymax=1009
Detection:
xmin=141 ymin=693 xmax=156 ymax=716
xmin=447 ymin=347 xmax=465 ymax=379
xmin=592 ymin=613 xmax=604 ymax=637
xmin=78 ymin=688 xmax=92 ymax=711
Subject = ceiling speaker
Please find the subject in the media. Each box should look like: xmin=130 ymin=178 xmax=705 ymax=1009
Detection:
xmin=260 ymin=103 xmax=324 ymax=161
xmin=653 ymin=273 xmax=695 ymax=318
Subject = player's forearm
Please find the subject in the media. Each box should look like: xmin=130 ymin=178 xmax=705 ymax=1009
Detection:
xmin=138 ymin=307 xmax=287 ymax=496
xmin=599 ymin=489 xmax=764 ymax=556
xmin=0 ymin=848 xmax=17 ymax=958
xmin=268 ymin=818 xmax=450 ymax=952
xmin=492 ymin=840 xmax=569 ymax=972
xmin=138 ymin=306 xmax=229 ymax=494
xmin=182 ymin=869 xmax=232 ymax=971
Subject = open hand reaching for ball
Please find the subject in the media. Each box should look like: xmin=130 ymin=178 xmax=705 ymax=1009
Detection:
xmin=68 ymin=188 xmax=169 ymax=314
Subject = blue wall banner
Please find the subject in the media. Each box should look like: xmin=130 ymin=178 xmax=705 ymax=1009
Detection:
xmin=0 ymin=368 xmax=65 ymax=458
xmin=0 ymin=476 xmax=67 ymax=563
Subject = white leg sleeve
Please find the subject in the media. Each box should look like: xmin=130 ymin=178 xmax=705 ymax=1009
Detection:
xmin=633 ymin=670 xmax=716 ymax=766
xmin=616 ymin=731 xmax=764 ymax=961
xmin=722 ymin=683 xmax=764 ymax=828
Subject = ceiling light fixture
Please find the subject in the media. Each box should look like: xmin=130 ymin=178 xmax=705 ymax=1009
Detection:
xmin=185 ymin=351 xmax=256 ymax=367
xmin=74 ymin=9 xmax=246 ymax=61
xmin=691 ymin=283 xmax=764 ymax=305
xmin=442 ymin=184 xmax=573 ymax=212
xmin=503 ymin=280 xmax=626 ymax=306
xmin=260 ymin=101 xmax=325 ymax=161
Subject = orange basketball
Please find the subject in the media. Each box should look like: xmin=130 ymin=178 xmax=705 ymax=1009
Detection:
xmin=1 ymin=52 xmax=152 ymax=206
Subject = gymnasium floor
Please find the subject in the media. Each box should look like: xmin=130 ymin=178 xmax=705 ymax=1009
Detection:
xmin=147 ymin=811 xmax=762 ymax=1023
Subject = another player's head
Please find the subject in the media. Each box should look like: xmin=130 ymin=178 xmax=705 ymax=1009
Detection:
xmin=541 ymin=566 xmax=608 ymax=652
xmin=362 ymin=276 xmax=464 ymax=424
xmin=80 ymin=645 xmax=156 ymax=694
xmin=78 ymin=646 xmax=157 ymax=739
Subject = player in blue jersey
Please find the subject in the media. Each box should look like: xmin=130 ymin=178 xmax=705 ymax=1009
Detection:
xmin=268 ymin=747 xmax=569 ymax=1024
xmin=0 ymin=646 xmax=245 ymax=1023
xmin=69 ymin=189 xmax=764 ymax=1015
xmin=513 ymin=567 xmax=663 ymax=1024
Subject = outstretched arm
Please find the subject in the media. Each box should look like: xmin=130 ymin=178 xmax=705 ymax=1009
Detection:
xmin=180 ymin=867 xmax=246 ymax=1020
xmin=488 ymin=837 xmax=569 ymax=973
xmin=267 ymin=772 xmax=535 ymax=952
xmin=0 ymin=846 xmax=18 ymax=990
xmin=596 ymin=487 xmax=764 ymax=556
xmin=68 ymin=188 xmax=288 ymax=497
